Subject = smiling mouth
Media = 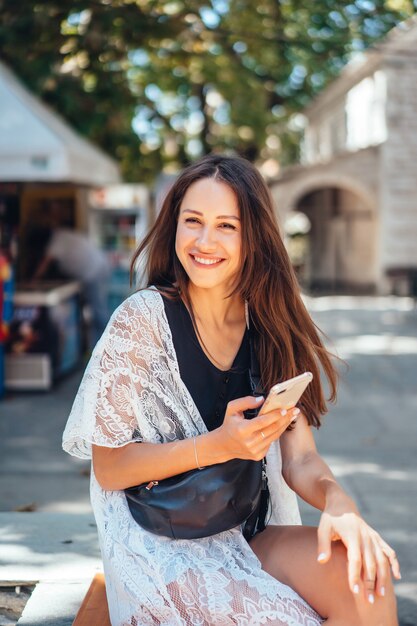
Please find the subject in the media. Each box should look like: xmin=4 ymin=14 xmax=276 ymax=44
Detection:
xmin=190 ymin=254 xmax=224 ymax=266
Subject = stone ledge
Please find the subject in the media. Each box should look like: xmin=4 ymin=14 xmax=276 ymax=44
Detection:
xmin=17 ymin=581 xmax=91 ymax=626
xmin=0 ymin=512 xmax=102 ymax=584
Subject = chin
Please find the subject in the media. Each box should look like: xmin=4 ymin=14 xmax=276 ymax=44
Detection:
xmin=187 ymin=271 xmax=237 ymax=292
xmin=188 ymin=276 xmax=224 ymax=290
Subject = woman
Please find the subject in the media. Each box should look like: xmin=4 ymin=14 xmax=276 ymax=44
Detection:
xmin=63 ymin=154 xmax=400 ymax=625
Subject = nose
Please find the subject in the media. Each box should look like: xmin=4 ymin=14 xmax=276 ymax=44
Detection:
xmin=196 ymin=225 xmax=217 ymax=251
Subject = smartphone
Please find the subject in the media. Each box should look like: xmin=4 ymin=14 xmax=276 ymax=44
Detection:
xmin=258 ymin=372 xmax=313 ymax=416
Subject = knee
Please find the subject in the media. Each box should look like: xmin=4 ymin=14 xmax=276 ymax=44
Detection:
xmin=323 ymin=541 xmax=352 ymax=594
xmin=324 ymin=542 xmax=398 ymax=625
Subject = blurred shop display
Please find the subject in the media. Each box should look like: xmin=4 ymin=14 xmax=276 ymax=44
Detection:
xmin=88 ymin=184 xmax=150 ymax=312
xmin=0 ymin=252 xmax=14 ymax=398
xmin=0 ymin=60 xmax=121 ymax=390
xmin=4 ymin=282 xmax=81 ymax=391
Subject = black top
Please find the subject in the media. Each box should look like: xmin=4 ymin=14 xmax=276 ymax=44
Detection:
xmin=162 ymin=295 xmax=253 ymax=430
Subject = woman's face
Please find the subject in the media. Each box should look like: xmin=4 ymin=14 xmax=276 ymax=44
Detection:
xmin=175 ymin=177 xmax=242 ymax=292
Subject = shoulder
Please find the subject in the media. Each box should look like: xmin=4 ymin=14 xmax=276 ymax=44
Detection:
xmin=108 ymin=288 xmax=164 ymax=331
xmin=124 ymin=287 xmax=163 ymax=312
xmin=96 ymin=288 xmax=165 ymax=357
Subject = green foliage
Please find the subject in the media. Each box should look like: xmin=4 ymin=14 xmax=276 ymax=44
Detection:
xmin=0 ymin=0 xmax=416 ymax=181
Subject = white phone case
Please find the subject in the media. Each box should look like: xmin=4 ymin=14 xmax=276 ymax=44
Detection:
xmin=258 ymin=372 xmax=313 ymax=415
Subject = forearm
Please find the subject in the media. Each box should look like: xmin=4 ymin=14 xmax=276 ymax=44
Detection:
xmin=283 ymin=451 xmax=359 ymax=514
xmin=92 ymin=430 xmax=228 ymax=491
xmin=33 ymin=256 xmax=51 ymax=280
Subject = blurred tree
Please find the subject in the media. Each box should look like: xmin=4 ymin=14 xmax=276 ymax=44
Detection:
xmin=0 ymin=0 xmax=416 ymax=181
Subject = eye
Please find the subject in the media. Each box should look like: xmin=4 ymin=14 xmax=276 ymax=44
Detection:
xmin=219 ymin=222 xmax=237 ymax=230
xmin=185 ymin=217 xmax=201 ymax=224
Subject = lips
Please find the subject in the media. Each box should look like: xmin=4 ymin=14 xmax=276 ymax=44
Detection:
xmin=190 ymin=254 xmax=224 ymax=267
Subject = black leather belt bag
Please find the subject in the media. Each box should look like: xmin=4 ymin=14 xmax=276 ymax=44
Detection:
xmin=125 ymin=457 xmax=263 ymax=540
xmin=124 ymin=326 xmax=269 ymax=540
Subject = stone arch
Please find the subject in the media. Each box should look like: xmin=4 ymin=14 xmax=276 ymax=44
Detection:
xmin=281 ymin=177 xmax=378 ymax=293
xmin=283 ymin=172 xmax=376 ymax=216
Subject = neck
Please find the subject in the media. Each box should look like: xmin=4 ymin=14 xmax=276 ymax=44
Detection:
xmin=187 ymin=283 xmax=245 ymax=329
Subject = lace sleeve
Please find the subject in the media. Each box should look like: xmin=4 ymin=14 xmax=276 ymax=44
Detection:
xmin=62 ymin=296 xmax=145 ymax=459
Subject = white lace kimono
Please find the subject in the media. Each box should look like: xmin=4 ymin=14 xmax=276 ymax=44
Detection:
xmin=63 ymin=289 xmax=322 ymax=626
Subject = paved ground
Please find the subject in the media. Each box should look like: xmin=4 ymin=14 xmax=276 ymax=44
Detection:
xmin=0 ymin=295 xmax=416 ymax=625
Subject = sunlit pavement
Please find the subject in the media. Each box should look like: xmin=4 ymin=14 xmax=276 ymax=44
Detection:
xmin=302 ymin=295 xmax=417 ymax=624
xmin=0 ymin=295 xmax=416 ymax=624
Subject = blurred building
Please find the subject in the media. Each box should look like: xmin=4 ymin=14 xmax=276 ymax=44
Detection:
xmin=270 ymin=17 xmax=417 ymax=295
xmin=0 ymin=60 xmax=121 ymax=390
xmin=0 ymin=59 xmax=121 ymax=279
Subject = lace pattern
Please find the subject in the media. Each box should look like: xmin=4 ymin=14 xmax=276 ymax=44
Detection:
xmin=63 ymin=289 xmax=322 ymax=625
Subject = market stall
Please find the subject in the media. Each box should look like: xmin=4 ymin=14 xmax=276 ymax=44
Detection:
xmin=0 ymin=60 xmax=121 ymax=390
xmin=0 ymin=59 xmax=121 ymax=281
xmin=5 ymin=281 xmax=81 ymax=390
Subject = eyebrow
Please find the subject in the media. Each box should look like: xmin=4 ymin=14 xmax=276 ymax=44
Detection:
xmin=182 ymin=209 xmax=240 ymax=221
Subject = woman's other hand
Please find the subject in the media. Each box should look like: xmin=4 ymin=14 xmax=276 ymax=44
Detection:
xmin=317 ymin=503 xmax=401 ymax=603
xmin=217 ymin=395 xmax=298 ymax=461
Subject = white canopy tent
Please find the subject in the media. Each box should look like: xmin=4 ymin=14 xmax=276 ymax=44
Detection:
xmin=0 ymin=61 xmax=121 ymax=185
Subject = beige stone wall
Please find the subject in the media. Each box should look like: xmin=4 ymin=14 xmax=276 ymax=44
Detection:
xmin=380 ymin=56 xmax=417 ymax=274
xmin=302 ymin=64 xmax=386 ymax=165
xmin=303 ymin=95 xmax=347 ymax=164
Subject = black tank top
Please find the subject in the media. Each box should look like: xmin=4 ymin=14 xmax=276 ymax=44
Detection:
xmin=162 ymin=295 xmax=252 ymax=431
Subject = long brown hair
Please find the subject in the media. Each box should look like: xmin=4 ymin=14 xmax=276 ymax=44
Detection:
xmin=131 ymin=154 xmax=337 ymax=427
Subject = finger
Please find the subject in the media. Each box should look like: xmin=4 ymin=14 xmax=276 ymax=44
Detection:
xmin=255 ymin=405 xmax=300 ymax=429
xmin=254 ymin=425 xmax=286 ymax=452
xmin=377 ymin=538 xmax=401 ymax=580
xmin=316 ymin=518 xmax=332 ymax=564
xmin=269 ymin=406 xmax=300 ymax=423
xmin=251 ymin=415 xmax=295 ymax=456
xmin=226 ymin=395 xmax=264 ymax=416
xmin=255 ymin=412 xmax=293 ymax=437
xmin=287 ymin=406 xmax=301 ymax=424
xmin=251 ymin=410 xmax=291 ymax=434
xmin=347 ymin=544 xmax=362 ymax=596
xmin=374 ymin=544 xmax=390 ymax=599
xmin=361 ymin=537 xmax=377 ymax=604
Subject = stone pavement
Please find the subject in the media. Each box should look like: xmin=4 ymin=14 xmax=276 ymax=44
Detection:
xmin=0 ymin=295 xmax=416 ymax=625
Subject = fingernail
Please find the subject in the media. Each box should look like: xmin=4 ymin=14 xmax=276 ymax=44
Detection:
xmin=280 ymin=409 xmax=287 ymax=416
xmin=293 ymin=408 xmax=300 ymax=415
xmin=353 ymin=584 xmax=360 ymax=594
xmin=317 ymin=553 xmax=327 ymax=562
xmin=368 ymin=593 xmax=374 ymax=604
xmin=380 ymin=587 xmax=385 ymax=597
xmin=255 ymin=396 xmax=264 ymax=403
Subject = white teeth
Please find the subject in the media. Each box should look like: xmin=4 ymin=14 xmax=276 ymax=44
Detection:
xmin=193 ymin=256 xmax=221 ymax=265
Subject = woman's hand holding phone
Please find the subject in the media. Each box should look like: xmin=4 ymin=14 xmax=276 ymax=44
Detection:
xmin=215 ymin=373 xmax=312 ymax=462
xmin=217 ymin=395 xmax=300 ymax=462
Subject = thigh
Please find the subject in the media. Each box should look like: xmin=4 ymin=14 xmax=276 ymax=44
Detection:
xmin=249 ymin=525 xmax=397 ymax=625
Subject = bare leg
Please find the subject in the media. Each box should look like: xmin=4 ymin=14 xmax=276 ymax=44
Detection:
xmin=250 ymin=525 xmax=398 ymax=626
